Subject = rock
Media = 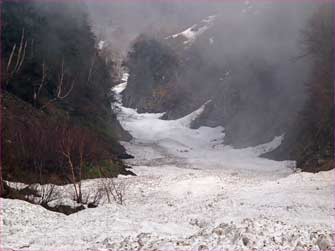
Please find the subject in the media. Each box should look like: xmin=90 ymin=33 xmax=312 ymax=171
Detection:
xmin=190 ymin=218 xmax=207 ymax=228
xmin=167 ymin=202 xmax=173 ymax=207
xmin=316 ymin=236 xmax=331 ymax=250
xmin=118 ymin=153 xmax=135 ymax=159
xmin=198 ymin=244 xmax=209 ymax=250
xmin=242 ymin=236 xmax=250 ymax=246
xmin=212 ymin=227 xmax=224 ymax=236
xmin=87 ymin=202 xmax=98 ymax=208
xmin=44 ymin=204 xmax=85 ymax=215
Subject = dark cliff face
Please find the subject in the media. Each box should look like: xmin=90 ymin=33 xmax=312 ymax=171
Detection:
xmin=122 ymin=34 xmax=182 ymax=113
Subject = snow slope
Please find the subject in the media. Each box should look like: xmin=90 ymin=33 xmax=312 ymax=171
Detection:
xmin=114 ymin=75 xmax=294 ymax=178
xmin=2 ymin=73 xmax=334 ymax=250
xmin=167 ymin=15 xmax=216 ymax=45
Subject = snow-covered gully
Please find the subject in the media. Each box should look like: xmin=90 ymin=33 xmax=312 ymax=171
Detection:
xmin=2 ymin=73 xmax=333 ymax=250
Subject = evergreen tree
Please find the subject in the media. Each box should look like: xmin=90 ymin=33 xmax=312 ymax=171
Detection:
xmin=293 ymin=3 xmax=333 ymax=171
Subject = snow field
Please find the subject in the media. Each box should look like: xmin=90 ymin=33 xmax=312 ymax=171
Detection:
xmin=2 ymin=73 xmax=333 ymax=250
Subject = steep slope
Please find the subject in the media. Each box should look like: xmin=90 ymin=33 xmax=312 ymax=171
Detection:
xmin=1 ymin=1 xmax=131 ymax=185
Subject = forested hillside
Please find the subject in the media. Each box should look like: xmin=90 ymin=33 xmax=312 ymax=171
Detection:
xmin=267 ymin=4 xmax=334 ymax=172
xmin=1 ymin=1 xmax=132 ymax=189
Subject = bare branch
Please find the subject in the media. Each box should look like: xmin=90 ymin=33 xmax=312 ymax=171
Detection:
xmin=58 ymin=80 xmax=75 ymax=99
xmin=13 ymin=28 xmax=25 ymax=73
xmin=34 ymin=62 xmax=47 ymax=105
xmin=57 ymin=59 xmax=65 ymax=97
xmin=30 ymin=39 xmax=34 ymax=58
xmin=37 ymin=62 xmax=47 ymax=97
xmin=6 ymin=44 xmax=16 ymax=71
xmin=98 ymin=170 xmax=127 ymax=205
xmin=38 ymin=184 xmax=60 ymax=206
xmin=16 ymin=40 xmax=28 ymax=73
xmin=40 ymin=59 xmax=75 ymax=109
xmin=61 ymin=139 xmax=81 ymax=203
xmin=87 ymin=55 xmax=96 ymax=85
xmin=56 ymin=59 xmax=74 ymax=99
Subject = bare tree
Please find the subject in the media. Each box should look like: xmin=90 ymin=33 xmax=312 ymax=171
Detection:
xmin=79 ymin=187 xmax=104 ymax=207
xmin=36 ymin=184 xmax=60 ymax=206
xmin=58 ymin=126 xmax=100 ymax=204
xmin=41 ymin=59 xmax=75 ymax=109
xmin=6 ymin=44 xmax=16 ymax=72
xmin=59 ymin=127 xmax=82 ymax=203
xmin=33 ymin=62 xmax=47 ymax=106
xmin=90 ymin=187 xmax=104 ymax=206
xmin=5 ymin=28 xmax=28 ymax=85
xmin=87 ymin=55 xmax=96 ymax=85
xmin=99 ymin=173 xmax=127 ymax=205
xmin=16 ymin=40 xmax=27 ymax=73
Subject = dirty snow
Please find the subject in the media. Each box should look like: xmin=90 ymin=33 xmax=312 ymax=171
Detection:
xmin=2 ymin=73 xmax=334 ymax=250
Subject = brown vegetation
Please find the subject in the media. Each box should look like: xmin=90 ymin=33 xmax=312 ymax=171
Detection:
xmin=1 ymin=92 xmax=128 ymax=189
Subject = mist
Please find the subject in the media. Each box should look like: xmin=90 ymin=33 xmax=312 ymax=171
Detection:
xmin=85 ymin=1 xmax=320 ymax=147
xmin=86 ymin=1 xmax=318 ymax=56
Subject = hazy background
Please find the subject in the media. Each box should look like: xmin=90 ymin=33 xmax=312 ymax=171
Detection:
xmin=86 ymin=1 xmax=320 ymax=147
xmin=86 ymin=1 xmax=318 ymax=56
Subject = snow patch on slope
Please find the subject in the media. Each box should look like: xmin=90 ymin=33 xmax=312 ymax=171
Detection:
xmin=97 ymin=40 xmax=105 ymax=50
xmin=113 ymin=73 xmax=293 ymax=176
xmin=176 ymin=100 xmax=212 ymax=127
xmin=167 ymin=15 xmax=216 ymax=45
